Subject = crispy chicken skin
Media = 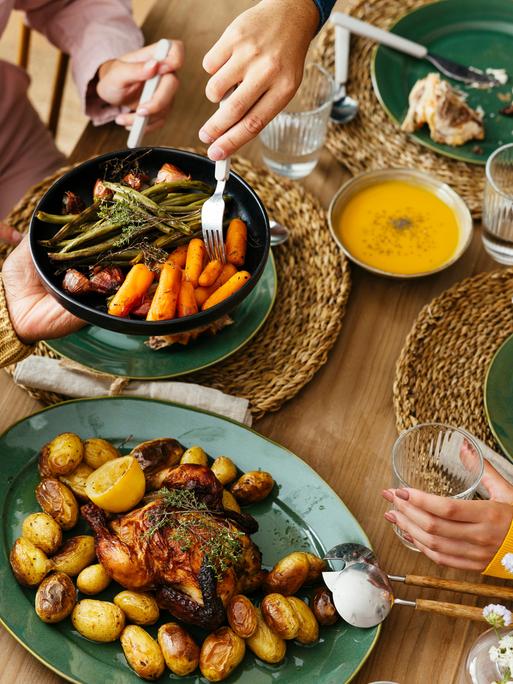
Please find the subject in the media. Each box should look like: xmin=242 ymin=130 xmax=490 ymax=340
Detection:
xmin=82 ymin=464 xmax=261 ymax=630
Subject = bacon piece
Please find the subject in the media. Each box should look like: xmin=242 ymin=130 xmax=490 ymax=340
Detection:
xmin=89 ymin=266 xmax=125 ymax=295
xmin=156 ymin=163 xmax=190 ymax=183
xmin=62 ymin=191 xmax=85 ymax=215
xmin=122 ymin=171 xmax=150 ymax=191
xmin=93 ymin=179 xmax=113 ymax=200
xmin=62 ymin=269 xmax=91 ymax=296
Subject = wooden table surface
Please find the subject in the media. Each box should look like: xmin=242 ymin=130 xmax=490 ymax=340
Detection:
xmin=0 ymin=1 xmax=501 ymax=682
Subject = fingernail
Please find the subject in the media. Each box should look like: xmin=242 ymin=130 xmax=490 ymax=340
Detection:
xmin=381 ymin=489 xmax=394 ymax=502
xmin=208 ymin=145 xmax=225 ymax=161
xmin=395 ymin=488 xmax=410 ymax=501
xmin=199 ymin=129 xmax=214 ymax=144
xmin=404 ymin=533 xmax=415 ymax=543
xmin=384 ymin=511 xmax=397 ymax=523
xmin=137 ymin=107 xmax=149 ymax=116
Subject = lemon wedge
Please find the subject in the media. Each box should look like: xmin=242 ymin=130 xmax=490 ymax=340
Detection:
xmin=85 ymin=456 xmax=145 ymax=513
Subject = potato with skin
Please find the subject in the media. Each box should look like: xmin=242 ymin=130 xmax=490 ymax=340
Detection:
xmin=10 ymin=537 xmax=54 ymax=587
xmin=211 ymin=456 xmax=237 ymax=486
xmin=180 ymin=446 xmax=208 ymax=466
xmin=35 ymin=478 xmax=79 ymax=530
xmin=77 ymin=564 xmax=111 ymax=595
xmin=263 ymin=552 xmax=310 ymax=595
xmin=287 ymin=597 xmax=319 ymax=644
xmin=261 ymin=593 xmax=300 ymax=640
xmin=42 ymin=433 xmax=84 ymax=476
xmin=303 ymin=552 xmax=327 ymax=584
xmin=52 ymin=536 xmax=96 ymax=576
xmin=158 ymin=622 xmax=200 ymax=676
xmin=246 ymin=608 xmax=286 ymax=664
xmin=311 ymin=586 xmax=338 ymax=626
xmin=231 ymin=471 xmax=274 ymax=504
xmin=114 ymin=590 xmax=160 ymax=625
xmin=200 ymin=626 xmax=246 ymax=682
xmin=22 ymin=512 xmax=62 ymax=554
xmin=59 ymin=463 xmax=94 ymax=500
xmin=121 ymin=625 xmax=165 ymax=680
xmin=83 ymin=438 xmax=119 ymax=469
xmin=227 ymin=594 xmax=258 ymax=638
xmin=72 ymin=599 xmax=125 ymax=642
xmin=35 ymin=572 xmax=76 ymax=623
xmin=222 ymin=489 xmax=241 ymax=513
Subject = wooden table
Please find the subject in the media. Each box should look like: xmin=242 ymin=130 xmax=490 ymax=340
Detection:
xmin=0 ymin=1 xmax=500 ymax=682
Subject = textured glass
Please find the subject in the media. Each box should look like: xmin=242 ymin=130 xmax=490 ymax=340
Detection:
xmin=483 ymin=143 xmax=513 ymax=264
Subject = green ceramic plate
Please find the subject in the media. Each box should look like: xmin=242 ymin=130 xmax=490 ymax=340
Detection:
xmin=0 ymin=397 xmax=379 ymax=684
xmin=44 ymin=255 xmax=277 ymax=379
xmin=484 ymin=332 xmax=513 ymax=462
xmin=372 ymin=0 xmax=513 ymax=164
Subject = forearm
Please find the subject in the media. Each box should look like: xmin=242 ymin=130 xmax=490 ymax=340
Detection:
xmin=0 ymin=276 xmax=33 ymax=369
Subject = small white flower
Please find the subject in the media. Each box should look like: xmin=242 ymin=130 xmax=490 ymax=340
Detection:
xmin=502 ymin=554 xmax=513 ymax=575
xmin=483 ymin=604 xmax=513 ymax=628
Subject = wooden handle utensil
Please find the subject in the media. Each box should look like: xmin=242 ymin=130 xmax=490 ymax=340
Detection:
xmin=389 ymin=574 xmax=513 ymax=601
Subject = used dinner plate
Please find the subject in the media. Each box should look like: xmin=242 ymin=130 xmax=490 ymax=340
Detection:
xmin=484 ymin=333 xmax=513 ymax=462
xmin=44 ymin=254 xmax=276 ymax=379
xmin=372 ymin=0 xmax=513 ymax=164
xmin=0 ymin=397 xmax=379 ymax=683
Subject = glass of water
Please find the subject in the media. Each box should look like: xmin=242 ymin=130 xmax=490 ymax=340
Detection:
xmin=483 ymin=142 xmax=513 ymax=264
xmin=259 ymin=62 xmax=334 ymax=179
xmin=391 ymin=423 xmax=483 ymax=551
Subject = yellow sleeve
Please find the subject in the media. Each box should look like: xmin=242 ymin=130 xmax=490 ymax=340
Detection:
xmin=482 ymin=516 xmax=513 ymax=579
xmin=0 ymin=274 xmax=34 ymax=368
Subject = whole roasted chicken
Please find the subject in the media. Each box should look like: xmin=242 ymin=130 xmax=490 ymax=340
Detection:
xmin=82 ymin=446 xmax=264 ymax=630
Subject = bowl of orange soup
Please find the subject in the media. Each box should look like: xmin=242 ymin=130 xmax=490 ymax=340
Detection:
xmin=328 ymin=169 xmax=473 ymax=278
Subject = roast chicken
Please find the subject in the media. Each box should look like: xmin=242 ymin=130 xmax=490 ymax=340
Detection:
xmin=82 ymin=447 xmax=264 ymax=630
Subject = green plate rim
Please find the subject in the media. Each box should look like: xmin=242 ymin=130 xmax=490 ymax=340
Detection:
xmin=43 ymin=253 xmax=277 ymax=381
xmin=0 ymin=396 xmax=381 ymax=684
xmin=483 ymin=331 xmax=513 ymax=462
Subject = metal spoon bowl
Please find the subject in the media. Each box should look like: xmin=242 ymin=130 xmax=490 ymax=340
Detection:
xmin=324 ymin=542 xmax=377 ymax=567
xmin=331 ymin=87 xmax=359 ymax=124
xmin=270 ymin=220 xmax=289 ymax=247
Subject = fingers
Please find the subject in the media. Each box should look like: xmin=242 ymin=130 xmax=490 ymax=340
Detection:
xmin=115 ymin=113 xmax=167 ymax=133
xmin=480 ymin=458 xmax=513 ymax=503
xmin=122 ymin=40 xmax=185 ymax=73
xmin=0 ymin=222 xmax=22 ymax=246
xmin=386 ymin=488 xmax=483 ymax=522
xmin=136 ymin=74 xmax=179 ymax=117
xmin=203 ymin=29 xmax=233 ymax=75
xmin=204 ymin=61 xmax=244 ymax=104
xmin=409 ymin=536 xmax=487 ymax=571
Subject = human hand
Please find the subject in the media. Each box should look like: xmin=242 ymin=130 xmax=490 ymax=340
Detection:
xmin=0 ymin=222 xmax=22 ymax=246
xmin=199 ymin=0 xmax=319 ymax=160
xmin=382 ymin=459 xmax=513 ymax=571
xmin=97 ymin=40 xmax=184 ymax=133
xmin=2 ymin=238 xmax=85 ymax=344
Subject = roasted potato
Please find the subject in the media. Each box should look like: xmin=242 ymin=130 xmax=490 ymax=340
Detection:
xmin=211 ymin=456 xmax=237 ymax=486
xmin=52 ymin=535 xmax=96 ymax=576
xmin=180 ymin=446 xmax=208 ymax=466
xmin=263 ymin=552 xmax=310 ymax=595
xmin=246 ymin=607 xmax=286 ymax=664
xmin=287 ymin=597 xmax=319 ymax=644
xmin=200 ymin=626 xmax=245 ymax=682
xmin=304 ymin=552 xmax=327 ymax=584
xmin=121 ymin=625 xmax=165 ymax=680
xmin=83 ymin=438 xmax=119 ymax=469
xmin=227 ymin=594 xmax=258 ymax=638
xmin=77 ymin=564 xmax=111 ymax=595
xmin=21 ymin=512 xmax=62 ymax=554
xmin=158 ymin=622 xmax=200 ymax=676
xmin=59 ymin=463 xmax=94 ymax=500
xmin=231 ymin=471 xmax=274 ymax=504
xmin=35 ymin=572 xmax=76 ymax=623
xmin=261 ymin=593 xmax=300 ymax=640
xmin=222 ymin=489 xmax=241 ymax=513
xmin=311 ymin=586 xmax=338 ymax=626
xmin=35 ymin=478 xmax=79 ymax=530
xmin=130 ymin=438 xmax=183 ymax=478
xmin=39 ymin=433 xmax=83 ymax=476
xmin=10 ymin=537 xmax=53 ymax=587
xmin=72 ymin=599 xmax=125 ymax=642
xmin=113 ymin=590 xmax=160 ymax=625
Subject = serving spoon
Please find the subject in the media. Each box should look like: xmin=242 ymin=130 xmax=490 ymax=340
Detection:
xmin=330 ymin=25 xmax=358 ymax=124
xmin=269 ymin=220 xmax=289 ymax=247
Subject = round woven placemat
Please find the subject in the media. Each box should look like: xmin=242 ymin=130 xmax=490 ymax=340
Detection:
xmin=393 ymin=268 xmax=513 ymax=449
xmin=2 ymin=155 xmax=350 ymax=420
xmin=313 ymin=0 xmax=484 ymax=217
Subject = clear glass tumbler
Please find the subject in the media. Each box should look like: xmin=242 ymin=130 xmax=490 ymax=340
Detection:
xmin=259 ymin=62 xmax=334 ymax=180
xmin=483 ymin=142 xmax=513 ymax=264
xmin=391 ymin=423 xmax=483 ymax=551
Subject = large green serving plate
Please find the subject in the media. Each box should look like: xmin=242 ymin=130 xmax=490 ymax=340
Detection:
xmin=484 ymin=332 xmax=513 ymax=462
xmin=44 ymin=255 xmax=276 ymax=380
xmin=0 ymin=397 xmax=379 ymax=683
xmin=372 ymin=0 xmax=513 ymax=164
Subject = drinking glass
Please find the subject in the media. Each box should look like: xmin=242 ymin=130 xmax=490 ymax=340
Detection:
xmin=259 ymin=63 xmax=334 ymax=179
xmin=391 ymin=423 xmax=483 ymax=551
xmin=483 ymin=142 xmax=513 ymax=264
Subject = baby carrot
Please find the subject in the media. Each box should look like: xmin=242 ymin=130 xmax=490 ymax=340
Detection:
xmin=226 ymin=218 xmax=247 ymax=267
xmin=177 ymin=280 xmax=199 ymax=318
xmin=166 ymin=243 xmax=188 ymax=268
xmin=184 ymin=238 xmax=206 ymax=287
xmin=108 ymin=264 xmax=154 ymax=318
xmin=198 ymin=259 xmax=223 ymax=287
xmin=202 ymin=271 xmax=251 ymax=310
xmin=194 ymin=263 xmax=238 ymax=307
xmin=146 ymin=262 xmax=181 ymax=321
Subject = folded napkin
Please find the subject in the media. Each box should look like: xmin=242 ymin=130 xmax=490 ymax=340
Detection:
xmin=13 ymin=356 xmax=252 ymax=426
xmin=475 ymin=435 xmax=513 ymax=498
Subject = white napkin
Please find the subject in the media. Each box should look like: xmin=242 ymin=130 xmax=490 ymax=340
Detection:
xmin=475 ymin=435 xmax=513 ymax=498
xmin=13 ymin=356 xmax=252 ymax=426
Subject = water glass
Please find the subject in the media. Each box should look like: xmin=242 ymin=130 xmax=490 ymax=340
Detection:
xmin=259 ymin=62 xmax=334 ymax=179
xmin=483 ymin=142 xmax=513 ymax=264
xmin=391 ymin=423 xmax=483 ymax=551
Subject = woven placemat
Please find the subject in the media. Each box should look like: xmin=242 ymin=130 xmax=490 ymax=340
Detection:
xmin=2 ymin=155 xmax=350 ymax=420
xmin=313 ymin=0 xmax=484 ymax=217
xmin=393 ymin=268 xmax=513 ymax=449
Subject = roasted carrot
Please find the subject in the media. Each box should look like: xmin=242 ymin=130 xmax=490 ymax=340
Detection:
xmin=194 ymin=286 xmax=213 ymax=308
xmin=166 ymin=243 xmax=188 ymax=268
xmin=226 ymin=218 xmax=247 ymax=267
xmin=202 ymin=271 xmax=251 ymax=310
xmin=146 ymin=262 xmax=181 ymax=321
xmin=194 ymin=263 xmax=238 ymax=307
xmin=184 ymin=238 xmax=206 ymax=287
xmin=177 ymin=280 xmax=199 ymax=318
xmin=108 ymin=264 xmax=154 ymax=318
xmin=198 ymin=259 xmax=223 ymax=287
